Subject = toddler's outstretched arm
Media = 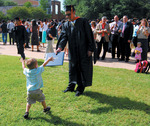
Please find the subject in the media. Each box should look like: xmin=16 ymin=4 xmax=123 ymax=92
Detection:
xmin=42 ymin=57 xmax=54 ymax=67
xmin=21 ymin=58 xmax=26 ymax=69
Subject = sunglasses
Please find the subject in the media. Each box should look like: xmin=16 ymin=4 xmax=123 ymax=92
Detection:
xmin=65 ymin=13 xmax=71 ymax=16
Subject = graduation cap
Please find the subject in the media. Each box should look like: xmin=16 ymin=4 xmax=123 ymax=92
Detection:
xmin=65 ymin=5 xmax=75 ymax=12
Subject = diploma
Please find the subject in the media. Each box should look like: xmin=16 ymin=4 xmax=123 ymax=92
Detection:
xmin=45 ymin=52 xmax=65 ymax=66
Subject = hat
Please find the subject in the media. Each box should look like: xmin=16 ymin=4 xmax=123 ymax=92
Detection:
xmin=65 ymin=5 xmax=75 ymax=12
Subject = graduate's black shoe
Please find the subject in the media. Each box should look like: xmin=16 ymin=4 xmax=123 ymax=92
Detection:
xmin=75 ymin=91 xmax=83 ymax=97
xmin=43 ymin=106 xmax=51 ymax=112
xmin=63 ymin=89 xmax=74 ymax=93
xmin=24 ymin=112 xmax=29 ymax=119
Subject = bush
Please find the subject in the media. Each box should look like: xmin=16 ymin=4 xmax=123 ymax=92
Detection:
xmin=7 ymin=6 xmax=30 ymax=20
xmin=7 ymin=6 xmax=51 ymax=20
xmin=0 ymin=11 xmax=6 ymax=21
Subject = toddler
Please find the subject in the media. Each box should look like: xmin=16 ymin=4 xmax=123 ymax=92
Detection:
xmin=135 ymin=42 xmax=142 ymax=63
xmin=21 ymin=57 xmax=53 ymax=119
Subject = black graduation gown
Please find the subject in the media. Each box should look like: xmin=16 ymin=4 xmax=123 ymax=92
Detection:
xmin=14 ymin=25 xmax=26 ymax=54
xmin=56 ymin=18 xmax=96 ymax=87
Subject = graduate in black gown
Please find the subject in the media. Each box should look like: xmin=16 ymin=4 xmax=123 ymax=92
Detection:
xmin=56 ymin=5 xmax=96 ymax=96
xmin=14 ymin=17 xmax=27 ymax=60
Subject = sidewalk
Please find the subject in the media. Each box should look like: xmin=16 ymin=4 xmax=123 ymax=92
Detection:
xmin=0 ymin=42 xmax=150 ymax=70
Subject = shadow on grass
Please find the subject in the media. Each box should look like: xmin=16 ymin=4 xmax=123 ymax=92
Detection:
xmin=83 ymin=91 xmax=150 ymax=114
xmin=27 ymin=112 xmax=84 ymax=126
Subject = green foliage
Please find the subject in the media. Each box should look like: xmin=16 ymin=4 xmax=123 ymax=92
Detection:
xmin=64 ymin=0 xmax=150 ymax=19
xmin=0 ymin=11 xmax=6 ymax=21
xmin=0 ymin=0 xmax=17 ymax=6
xmin=7 ymin=6 xmax=30 ymax=19
xmin=7 ymin=6 xmax=51 ymax=20
xmin=0 ymin=55 xmax=150 ymax=125
xmin=23 ymin=1 xmax=32 ymax=8
xmin=0 ymin=0 xmax=4 ymax=6
xmin=29 ymin=7 xmax=51 ymax=19
xmin=39 ymin=0 xmax=49 ymax=11
xmin=4 ymin=1 xmax=17 ymax=6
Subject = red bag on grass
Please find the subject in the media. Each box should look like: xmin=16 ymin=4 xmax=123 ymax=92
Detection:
xmin=135 ymin=60 xmax=150 ymax=73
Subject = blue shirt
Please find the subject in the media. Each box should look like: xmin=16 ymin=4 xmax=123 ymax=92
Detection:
xmin=133 ymin=25 xmax=139 ymax=37
xmin=23 ymin=65 xmax=44 ymax=91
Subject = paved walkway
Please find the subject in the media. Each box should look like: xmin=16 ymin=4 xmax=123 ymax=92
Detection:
xmin=0 ymin=42 xmax=150 ymax=70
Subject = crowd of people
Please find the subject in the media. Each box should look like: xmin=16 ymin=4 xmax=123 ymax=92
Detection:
xmin=0 ymin=15 xmax=150 ymax=63
xmin=90 ymin=15 xmax=150 ymax=62
xmin=0 ymin=18 xmax=67 ymax=58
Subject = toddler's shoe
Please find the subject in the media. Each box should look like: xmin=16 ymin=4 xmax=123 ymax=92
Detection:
xmin=24 ymin=112 xmax=29 ymax=119
xmin=43 ymin=106 xmax=51 ymax=112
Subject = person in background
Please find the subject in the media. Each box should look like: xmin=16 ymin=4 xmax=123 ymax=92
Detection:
xmin=38 ymin=21 xmax=43 ymax=47
xmin=96 ymin=16 xmax=110 ymax=60
xmin=118 ymin=16 xmax=133 ymax=62
xmin=110 ymin=15 xmax=122 ymax=59
xmin=45 ymin=23 xmax=54 ymax=55
xmin=31 ymin=19 xmax=40 ymax=52
xmin=134 ymin=42 xmax=142 ymax=63
xmin=91 ymin=21 xmax=97 ymax=40
xmin=137 ymin=18 xmax=150 ymax=60
xmin=147 ymin=19 xmax=150 ymax=52
xmin=14 ymin=17 xmax=26 ymax=60
xmin=25 ymin=21 xmax=31 ymax=48
xmin=41 ymin=19 xmax=48 ymax=48
xmin=0 ymin=20 xmax=7 ymax=45
xmin=131 ymin=19 xmax=140 ymax=57
xmin=7 ymin=20 xmax=15 ymax=45
xmin=132 ymin=19 xmax=140 ymax=47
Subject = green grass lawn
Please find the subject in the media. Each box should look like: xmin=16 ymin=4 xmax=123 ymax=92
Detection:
xmin=0 ymin=55 xmax=150 ymax=126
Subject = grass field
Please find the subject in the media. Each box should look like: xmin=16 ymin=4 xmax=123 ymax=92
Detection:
xmin=0 ymin=55 xmax=150 ymax=126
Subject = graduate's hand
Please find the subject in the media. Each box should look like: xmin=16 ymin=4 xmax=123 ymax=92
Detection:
xmin=56 ymin=48 xmax=62 ymax=55
xmin=88 ymin=51 xmax=92 ymax=57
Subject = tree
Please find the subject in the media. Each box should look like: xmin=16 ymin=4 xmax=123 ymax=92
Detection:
xmin=64 ymin=0 xmax=150 ymax=19
xmin=39 ymin=0 xmax=49 ymax=11
xmin=7 ymin=6 xmax=31 ymax=19
xmin=6 ymin=6 xmax=51 ymax=20
xmin=4 ymin=1 xmax=17 ymax=6
xmin=23 ymin=2 xmax=32 ymax=8
xmin=0 ymin=0 xmax=4 ymax=6
xmin=29 ymin=7 xmax=51 ymax=19
xmin=0 ymin=11 xmax=6 ymax=21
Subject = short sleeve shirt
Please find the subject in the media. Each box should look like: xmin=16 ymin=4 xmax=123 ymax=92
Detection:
xmin=46 ymin=28 xmax=53 ymax=40
xmin=23 ymin=65 xmax=44 ymax=91
xmin=138 ymin=26 xmax=150 ymax=39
